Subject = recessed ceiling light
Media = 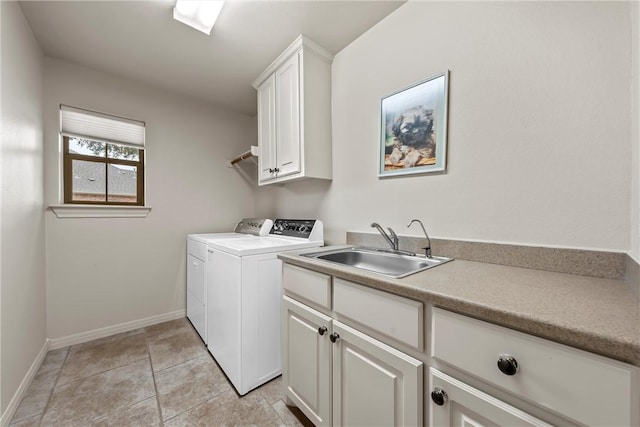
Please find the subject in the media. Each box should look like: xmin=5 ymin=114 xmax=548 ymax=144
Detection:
xmin=173 ymin=1 xmax=224 ymax=35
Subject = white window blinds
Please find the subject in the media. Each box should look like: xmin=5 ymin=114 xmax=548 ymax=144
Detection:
xmin=60 ymin=105 xmax=145 ymax=148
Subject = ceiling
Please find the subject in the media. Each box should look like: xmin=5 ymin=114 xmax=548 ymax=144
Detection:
xmin=20 ymin=0 xmax=404 ymax=116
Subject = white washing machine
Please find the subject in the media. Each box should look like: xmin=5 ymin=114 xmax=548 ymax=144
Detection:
xmin=206 ymin=219 xmax=324 ymax=395
xmin=186 ymin=218 xmax=273 ymax=343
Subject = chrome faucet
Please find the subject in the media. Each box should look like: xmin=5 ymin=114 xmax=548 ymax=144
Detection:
xmin=407 ymin=219 xmax=432 ymax=258
xmin=371 ymin=222 xmax=399 ymax=251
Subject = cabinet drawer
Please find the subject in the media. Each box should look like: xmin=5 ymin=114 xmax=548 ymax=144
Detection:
xmin=187 ymin=238 xmax=207 ymax=261
xmin=334 ymin=279 xmax=423 ymax=350
xmin=431 ymin=307 xmax=637 ymax=426
xmin=283 ymin=264 xmax=331 ymax=309
xmin=429 ymin=368 xmax=552 ymax=427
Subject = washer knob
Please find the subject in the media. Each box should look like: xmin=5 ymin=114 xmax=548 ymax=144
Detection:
xmin=497 ymin=354 xmax=519 ymax=375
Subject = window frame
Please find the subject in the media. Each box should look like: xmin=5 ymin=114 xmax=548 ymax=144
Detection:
xmin=63 ymin=136 xmax=145 ymax=206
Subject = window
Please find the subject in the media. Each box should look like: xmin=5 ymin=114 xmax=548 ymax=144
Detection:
xmin=60 ymin=105 xmax=145 ymax=206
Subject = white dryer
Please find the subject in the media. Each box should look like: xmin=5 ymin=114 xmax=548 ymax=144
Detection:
xmin=186 ymin=218 xmax=273 ymax=343
xmin=206 ymin=219 xmax=324 ymax=395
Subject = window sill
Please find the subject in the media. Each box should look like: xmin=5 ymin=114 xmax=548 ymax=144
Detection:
xmin=49 ymin=205 xmax=151 ymax=218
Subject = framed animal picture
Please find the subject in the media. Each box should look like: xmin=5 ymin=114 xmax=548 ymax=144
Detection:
xmin=379 ymin=71 xmax=449 ymax=177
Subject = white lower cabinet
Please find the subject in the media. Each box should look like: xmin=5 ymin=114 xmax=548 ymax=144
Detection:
xmin=282 ymin=264 xmax=639 ymax=427
xmin=429 ymin=368 xmax=551 ymax=427
xmin=283 ymin=295 xmax=423 ymax=427
xmin=431 ymin=307 xmax=638 ymax=426
xmin=283 ymin=296 xmax=332 ymax=426
xmin=332 ymin=320 xmax=423 ymax=427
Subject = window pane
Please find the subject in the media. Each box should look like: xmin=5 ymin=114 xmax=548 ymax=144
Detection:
xmin=108 ymin=164 xmax=137 ymax=203
xmin=72 ymin=160 xmax=105 ymax=202
xmin=68 ymin=137 xmax=105 ymax=157
xmin=107 ymin=143 xmax=140 ymax=161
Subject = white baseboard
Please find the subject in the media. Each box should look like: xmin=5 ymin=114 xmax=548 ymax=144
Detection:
xmin=48 ymin=310 xmax=186 ymax=350
xmin=0 ymin=341 xmax=49 ymax=427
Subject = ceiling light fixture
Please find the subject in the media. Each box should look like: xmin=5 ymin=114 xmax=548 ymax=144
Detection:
xmin=173 ymin=0 xmax=224 ymax=35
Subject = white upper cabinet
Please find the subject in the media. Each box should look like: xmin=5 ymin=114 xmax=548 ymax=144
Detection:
xmin=252 ymin=35 xmax=333 ymax=185
xmin=257 ymin=74 xmax=276 ymax=182
xmin=274 ymin=53 xmax=301 ymax=179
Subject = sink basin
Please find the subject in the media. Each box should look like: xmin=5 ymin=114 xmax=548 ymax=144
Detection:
xmin=303 ymin=247 xmax=453 ymax=278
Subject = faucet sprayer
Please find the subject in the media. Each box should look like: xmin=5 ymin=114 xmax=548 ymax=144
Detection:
xmin=407 ymin=219 xmax=432 ymax=258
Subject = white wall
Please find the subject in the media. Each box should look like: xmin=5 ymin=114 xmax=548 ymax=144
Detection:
xmin=0 ymin=1 xmax=46 ymax=415
xmin=44 ymin=58 xmax=257 ymax=340
xmin=257 ymin=1 xmax=634 ymax=253
xmin=631 ymin=0 xmax=639 ymax=262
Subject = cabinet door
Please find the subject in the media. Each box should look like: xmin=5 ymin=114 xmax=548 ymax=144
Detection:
xmin=332 ymin=320 xmax=423 ymax=427
xmin=257 ymin=75 xmax=276 ymax=183
xmin=429 ymin=368 xmax=553 ymax=427
xmin=275 ymin=52 xmax=301 ymax=178
xmin=283 ymin=296 xmax=332 ymax=426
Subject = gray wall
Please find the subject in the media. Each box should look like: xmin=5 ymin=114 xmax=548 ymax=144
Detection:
xmin=43 ymin=58 xmax=258 ymax=341
xmin=1 ymin=1 xmax=47 ymax=416
xmin=257 ymin=1 xmax=637 ymax=256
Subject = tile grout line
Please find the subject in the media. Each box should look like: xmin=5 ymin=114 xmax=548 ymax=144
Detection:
xmin=145 ymin=330 xmax=166 ymax=427
xmin=23 ymin=321 xmax=304 ymax=426
xmin=152 ymin=351 xmax=209 ymax=375
xmin=157 ymin=354 xmax=229 ymax=421
xmin=32 ymin=347 xmax=72 ymax=426
xmin=144 ymin=320 xmax=214 ymax=424
xmin=54 ymin=353 xmax=151 ymax=389
xmin=45 ymin=336 xmax=155 ymax=425
xmin=160 ymin=388 xmax=237 ymax=425
xmin=152 ymin=337 xmax=232 ymax=423
xmin=153 ymin=321 xmax=235 ymax=425
xmin=148 ymin=322 xmax=209 ymax=375
xmin=261 ymin=391 xmax=290 ymax=426
xmin=53 ymin=329 xmax=148 ymax=388
xmin=77 ymin=334 xmax=158 ymax=426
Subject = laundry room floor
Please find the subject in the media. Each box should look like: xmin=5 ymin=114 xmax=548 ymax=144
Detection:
xmin=9 ymin=318 xmax=312 ymax=427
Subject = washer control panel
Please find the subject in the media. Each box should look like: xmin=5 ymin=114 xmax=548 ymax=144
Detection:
xmin=234 ymin=218 xmax=273 ymax=236
xmin=270 ymin=219 xmax=317 ymax=238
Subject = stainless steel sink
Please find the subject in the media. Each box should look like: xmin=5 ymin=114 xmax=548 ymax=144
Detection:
xmin=303 ymin=247 xmax=453 ymax=278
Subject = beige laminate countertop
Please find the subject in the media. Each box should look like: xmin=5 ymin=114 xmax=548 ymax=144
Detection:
xmin=279 ymin=246 xmax=640 ymax=367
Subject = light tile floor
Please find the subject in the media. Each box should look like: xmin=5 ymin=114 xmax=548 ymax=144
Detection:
xmin=10 ymin=319 xmax=313 ymax=427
